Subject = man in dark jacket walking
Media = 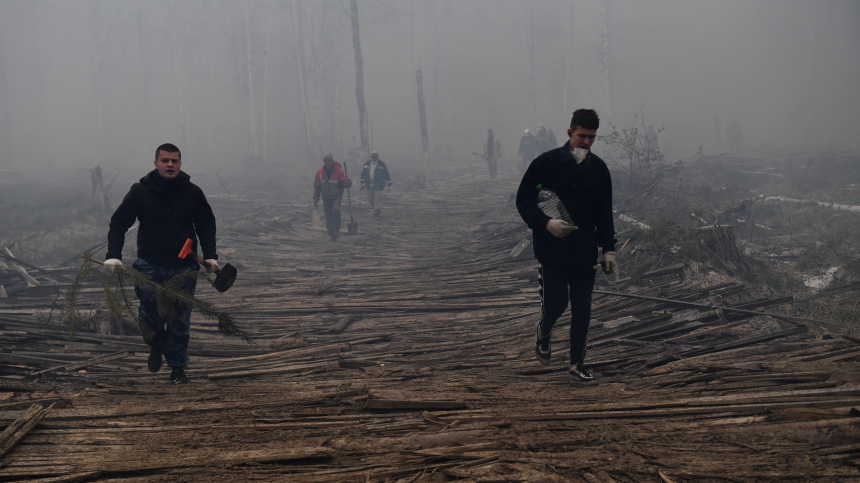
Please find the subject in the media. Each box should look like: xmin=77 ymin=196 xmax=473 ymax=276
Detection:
xmin=516 ymin=109 xmax=617 ymax=385
xmin=103 ymin=143 xmax=218 ymax=384
xmin=313 ymin=154 xmax=351 ymax=241
xmin=360 ymin=150 xmax=392 ymax=219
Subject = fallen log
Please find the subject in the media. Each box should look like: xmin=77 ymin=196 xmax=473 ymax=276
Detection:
xmin=0 ymin=402 xmax=55 ymax=458
xmin=593 ymin=289 xmax=846 ymax=327
xmin=29 ymin=351 xmax=130 ymax=378
xmin=365 ymin=399 xmax=468 ymax=410
xmin=329 ymin=314 xmax=356 ymax=334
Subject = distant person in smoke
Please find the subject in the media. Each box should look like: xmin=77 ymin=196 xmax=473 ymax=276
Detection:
xmin=314 ymin=153 xmax=351 ymax=241
xmin=518 ymin=128 xmax=537 ymax=174
xmin=103 ymin=143 xmax=219 ymax=384
xmin=481 ymin=129 xmax=503 ymax=179
xmin=360 ymin=150 xmax=392 ymax=220
xmin=516 ymin=109 xmax=616 ymax=385
xmin=726 ymin=121 xmax=742 ymax=155
xmin=535 ymin=123 xmax=558 ymax=155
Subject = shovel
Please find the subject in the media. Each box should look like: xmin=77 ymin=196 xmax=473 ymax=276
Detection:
xmin=342 ymin=161 xmax=359 ymax=235
xmin=178 ymin=239 xmax=237 ymax=292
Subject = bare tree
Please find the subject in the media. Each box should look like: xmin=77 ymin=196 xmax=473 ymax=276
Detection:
xmin=600 ymin=0 xmax=612 ymax=118
xmin=518 ymin=5 xmax=536 ymax=128
xmin=244 ymin=0 xmax=260 ymax=159
xmin=293 ymin=0 xmax=312 ymax=160
xmin=562 ymin=1 xmax=576 ymax=121
xmin=416 ymin=69 xmax=430 ymax=168
xmin=261 ymin=0 xmax=275 ymax=161
xmin=349 ymin=0 xmax=369 ymax=160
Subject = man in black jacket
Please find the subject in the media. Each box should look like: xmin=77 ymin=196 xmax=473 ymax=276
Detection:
xmin=103 ymin=143 xmax=218 ymax=384
xmin=516 ymin=109 xmax=616 ymax=385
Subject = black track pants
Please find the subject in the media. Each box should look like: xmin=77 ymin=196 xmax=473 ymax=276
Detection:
xmin=537 ymin=263 xmax=596 ymax=364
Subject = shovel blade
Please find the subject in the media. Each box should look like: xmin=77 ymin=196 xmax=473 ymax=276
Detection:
xmin=347 ymin=221 xmax=359 ymax=235
xmin=212 ymin=263 xmax=237 ymax=292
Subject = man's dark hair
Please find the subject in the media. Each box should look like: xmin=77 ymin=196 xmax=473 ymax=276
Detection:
xmin=155 ymin=143 xmax=181 ymax=160
xmin=570 ymin=109 xmax=600 ymax=131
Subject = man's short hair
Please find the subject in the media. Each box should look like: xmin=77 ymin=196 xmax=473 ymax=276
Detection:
xmin=570 ymin=109 xmax=600 ymax=131
xmin=155 ymin=143 xmax=181 ymax=160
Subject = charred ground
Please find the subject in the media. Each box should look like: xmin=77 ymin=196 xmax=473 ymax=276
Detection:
xmin=1 ymin=150 xmax=860 ymax=482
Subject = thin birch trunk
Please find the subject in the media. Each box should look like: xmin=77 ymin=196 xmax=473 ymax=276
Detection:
xmin=244 ymin=0 xmax=260 ymax=159
xmin=519 ymin=8 xmax=536 ymax=128
xmin=562 ymin=1 xmax=575 ymax=121
xmin=350 ymin=0 xmax=369 ymax=160
xmin=600 ymin=0 xmax=612 ymax=119
xmin=261 ymin=0 xmax=275 ymax=161
xmin=293 ymin=0 xmax=312 ymax=160
xmin=313 ymin=1 xmax=323 ymax=157
xmin=416 ymin=69 xmax=430 ymax=169
xmin=169 ymin=0 xmax=187 ymax=148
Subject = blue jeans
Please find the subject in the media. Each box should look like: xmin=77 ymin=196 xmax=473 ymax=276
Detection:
xmin=133 ymin=258 xmax=199 ymax=368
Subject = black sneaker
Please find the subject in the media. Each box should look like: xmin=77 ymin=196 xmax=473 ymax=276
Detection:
xmin=534 ymin=319 xmax=551 ymax=365
xmin=170 ymin=367 xmax=190 ymax=384
xmin=147 ymin=347 xmax=163 ymax=373
xmin=569 ymin=364 xmax=595 ymax=385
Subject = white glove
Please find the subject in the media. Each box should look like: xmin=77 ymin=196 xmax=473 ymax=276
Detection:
xmin=546 ymin=219 xmax=578 ymax=239
xmin=204 ymin=259 xmax=219 ymax=273
xmin=103 ymin=258 xmax=123 ymax=273
xmin=601 ymin=252 xmax=616 ymax=275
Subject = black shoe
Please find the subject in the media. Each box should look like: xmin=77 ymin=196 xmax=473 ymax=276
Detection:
xmin=374 ymin=209 xmax=381 ymax=219
xmin=569 ymin=364 xmax=595 ymax=385
xmin=147 ymin=347 xmax=163 ymax=373
xmin=170 ymin=367 xmax=190 ymax=384
xmin=534 ymin=319 xmax=551 ymax=365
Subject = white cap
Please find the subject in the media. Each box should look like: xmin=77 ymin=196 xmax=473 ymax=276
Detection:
xmin=524 ymin=129 xmax=530 ymax=134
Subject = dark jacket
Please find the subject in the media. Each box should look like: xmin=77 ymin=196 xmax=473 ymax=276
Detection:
xmin=107 ymin=170 xmax=217 ymax=267
xmin=360 ymin=159 xmax=391 ymax=192
xmin=516 ymin=142 xmax=616 ymax=266
xmin=519 ymin=133 xmax=537 ymax=159
xmin=536 ymin=128 xmax=558 ymax=154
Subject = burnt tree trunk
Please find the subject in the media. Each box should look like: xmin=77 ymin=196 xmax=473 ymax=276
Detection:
xmin=415 ymin=69 xmax=430 ymax=169
xmin=350 ymin=0 xmax=369 ymax=160
xmin=293 ymin=0 xmax=312 ymax=161
xmin=90 ymin=165 xmax=108 ymax=213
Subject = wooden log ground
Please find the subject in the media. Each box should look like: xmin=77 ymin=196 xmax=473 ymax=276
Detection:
xmin=0 ymin=165 xmax=858 ymax=481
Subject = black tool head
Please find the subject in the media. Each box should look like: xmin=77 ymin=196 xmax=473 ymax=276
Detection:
xmin=213 ymin=263 xmax=237 ymax=292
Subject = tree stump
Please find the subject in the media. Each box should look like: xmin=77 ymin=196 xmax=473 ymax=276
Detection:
xmin=697 ymin=225 xmax=746 ymax=274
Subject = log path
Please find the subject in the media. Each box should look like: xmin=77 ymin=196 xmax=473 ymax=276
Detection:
xmin=1 ymin=165 xmax=859 ymax=481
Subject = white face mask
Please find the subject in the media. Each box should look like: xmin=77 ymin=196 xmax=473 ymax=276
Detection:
xmin=573 ymin=147 xmax=588 ymax=163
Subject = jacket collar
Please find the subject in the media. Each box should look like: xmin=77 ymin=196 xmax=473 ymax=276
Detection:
xmin=140 ymin=169 xmax=191 ymax=189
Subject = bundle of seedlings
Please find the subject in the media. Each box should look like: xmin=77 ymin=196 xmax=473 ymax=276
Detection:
xmin=64 ymin=254 xmax=250 ymax=342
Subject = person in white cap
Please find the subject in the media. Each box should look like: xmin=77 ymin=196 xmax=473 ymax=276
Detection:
xmin=360 ymin=151 xmax=392 ymax=219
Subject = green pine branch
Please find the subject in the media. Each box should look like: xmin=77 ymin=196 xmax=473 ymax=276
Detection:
xmin=66 ymin=254 xmax=251 ymax=343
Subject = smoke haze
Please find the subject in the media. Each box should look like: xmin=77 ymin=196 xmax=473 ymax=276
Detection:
xmin=0 ymin=0 xmax=857 ymax=175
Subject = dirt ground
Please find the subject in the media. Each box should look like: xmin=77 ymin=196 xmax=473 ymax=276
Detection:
xmin=1 ymin=159 xmax=860 ymax=482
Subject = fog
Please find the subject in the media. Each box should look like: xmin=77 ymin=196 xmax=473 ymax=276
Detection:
xmin=0 ymin=0 xmax=857 ymax=175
